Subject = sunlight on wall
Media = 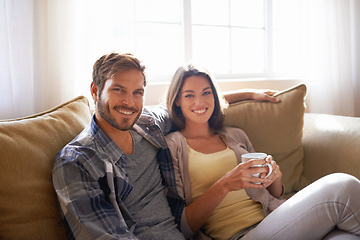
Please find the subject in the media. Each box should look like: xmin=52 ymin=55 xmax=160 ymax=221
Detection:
xmin=314 ymin=115 xmax=345 ymax=132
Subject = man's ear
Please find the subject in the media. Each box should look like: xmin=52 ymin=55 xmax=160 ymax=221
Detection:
xmin=90 ymin=82 xmax=98 ymax=102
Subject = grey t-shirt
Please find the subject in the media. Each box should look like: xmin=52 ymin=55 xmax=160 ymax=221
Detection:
xmin=124 ymin=130 xmax=185 ymax=240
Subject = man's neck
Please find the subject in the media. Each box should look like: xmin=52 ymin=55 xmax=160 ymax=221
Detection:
xmin=111 ymin=130 xmax=133 ymax=155
xmin=95 ymin=116 xmax=134 ymax=155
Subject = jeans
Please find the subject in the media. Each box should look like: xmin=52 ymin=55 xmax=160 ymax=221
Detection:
xmin=241 ymin=173 xmax=360 ymax=240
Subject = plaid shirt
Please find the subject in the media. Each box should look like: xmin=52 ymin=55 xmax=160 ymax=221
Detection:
xmin=52 ymin=106 xmax=184 ymax=240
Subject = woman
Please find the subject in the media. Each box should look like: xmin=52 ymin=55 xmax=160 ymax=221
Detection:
xmin=165 ymin=65 xmax=360 ymax=240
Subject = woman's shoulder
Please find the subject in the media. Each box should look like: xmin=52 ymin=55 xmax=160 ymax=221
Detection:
xmin=165 ymin=131 xmax=187 ymax=150
xmin=219 ymin=127 xmax=252 ymax=145
xmin=165 ymin=131 xmax=183 ymax=141
xmin=220 ymin=126 xmax=247 ymax=136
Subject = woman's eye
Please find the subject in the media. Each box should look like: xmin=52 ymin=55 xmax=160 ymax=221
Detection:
xmin=184 ymin=94 xmax=193 ymax=98
xmin=203 ymin=91 xmax=212 ymax=96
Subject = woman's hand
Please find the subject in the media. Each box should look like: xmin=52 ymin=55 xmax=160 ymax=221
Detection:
xmin=223 ymin=89 xmax=280 ymax=104
xmin=260 ymin=155 xmax=283 ymax=198
xmin=220 ymin=159 xmax=274 ymax=191
xmin=251 ymin=90 xmax=280 ymax=103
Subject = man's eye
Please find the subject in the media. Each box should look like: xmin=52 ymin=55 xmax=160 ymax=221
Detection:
xmin=134 ymin=91 xmax=144 ymax=96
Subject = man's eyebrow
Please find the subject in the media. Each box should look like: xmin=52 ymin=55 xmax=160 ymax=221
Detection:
xmin=111 ymin=83 xmax=125 ymax=88
xmin=135 ymin=88 xmax=144 ymax=92
xmin=110 ymin=82 xmax=144 ymax=92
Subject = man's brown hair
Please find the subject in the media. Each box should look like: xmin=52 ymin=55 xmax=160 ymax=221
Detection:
xmin=92 ymin=52 xmax=146 ymax=95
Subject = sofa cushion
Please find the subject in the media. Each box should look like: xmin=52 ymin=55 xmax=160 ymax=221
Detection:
xmin=301 ymin=113 xmax=360 ymax=187
xmin=0 ymin=96 xmax=92 ymax=240
xmin=224 ymin=84 xmax=307 ymax=194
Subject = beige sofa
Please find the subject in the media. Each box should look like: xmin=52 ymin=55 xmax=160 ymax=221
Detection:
xmin=1 ymin=84 xmax=359 ymax=240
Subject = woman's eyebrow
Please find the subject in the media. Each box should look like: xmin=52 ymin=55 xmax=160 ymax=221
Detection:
xmin=203 ymin=87 xmax=211 ymax=91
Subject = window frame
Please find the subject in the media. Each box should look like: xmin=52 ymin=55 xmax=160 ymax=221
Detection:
xmin=175 ymin=0 xmax=278 ymax=82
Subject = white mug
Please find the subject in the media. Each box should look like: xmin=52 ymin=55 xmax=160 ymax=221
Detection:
xmin=241 ymin=153 xmax=273 ymax=182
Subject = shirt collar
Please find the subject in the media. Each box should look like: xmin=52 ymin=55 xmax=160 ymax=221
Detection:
xmin=89 ymin=114 xmax=125 ymax=163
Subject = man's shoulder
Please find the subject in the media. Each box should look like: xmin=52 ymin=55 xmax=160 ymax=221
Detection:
xmin=137 ymin=106 xmax=172 ymax=135
xmin=55 ymin=125 xmax=99 ymax=164
xmin=139 ymin=106 xmax=169 ymax=124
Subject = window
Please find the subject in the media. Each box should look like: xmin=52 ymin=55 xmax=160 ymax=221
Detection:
xmin=191 ymin=0 xmax=265 ymax=77
xmin=79 ymin=0 xmax=299 ymax=83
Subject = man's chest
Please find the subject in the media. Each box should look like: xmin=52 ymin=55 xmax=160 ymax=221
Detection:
xmin=123 ymin=131 xmax=163 ymax=207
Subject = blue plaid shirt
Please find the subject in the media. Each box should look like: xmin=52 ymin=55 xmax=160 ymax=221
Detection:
xmin=52 ymin=106 xmax=184 ymax=240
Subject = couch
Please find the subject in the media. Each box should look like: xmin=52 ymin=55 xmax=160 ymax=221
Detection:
xmin=0 ymin=84 xmax=359 ymax=240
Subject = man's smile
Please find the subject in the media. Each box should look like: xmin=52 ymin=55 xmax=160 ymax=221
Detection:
xmin=114 ymin=107 xmax=138 ymax=116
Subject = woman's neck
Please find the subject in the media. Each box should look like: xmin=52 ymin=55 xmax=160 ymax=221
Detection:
xmin=180 ymin=122 xmax=227 ymax=154
xmin=181 ymin=122 xmax=213 ymax=139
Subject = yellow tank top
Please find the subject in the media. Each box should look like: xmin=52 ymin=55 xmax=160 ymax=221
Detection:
xmin=188 ymin=146 xmax=265 ymax=240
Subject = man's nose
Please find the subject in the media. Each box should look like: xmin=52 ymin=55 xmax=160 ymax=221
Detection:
xmin=122 ymin=93 xmax=134 ymax=106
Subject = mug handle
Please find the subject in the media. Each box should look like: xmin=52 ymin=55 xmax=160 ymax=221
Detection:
xmin=264 ymin=163 xmax=273 ymax=178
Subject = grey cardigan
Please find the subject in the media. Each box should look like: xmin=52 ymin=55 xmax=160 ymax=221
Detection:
xmin=165 ymin=127 xmax=285 ymax=239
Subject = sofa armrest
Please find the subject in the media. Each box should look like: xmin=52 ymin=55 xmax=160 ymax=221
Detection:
xmin=300 ymin=113 xmax=360 ymax=188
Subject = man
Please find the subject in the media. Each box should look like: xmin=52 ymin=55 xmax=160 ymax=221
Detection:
xmin=52 ymin=52 xmax=279 ymax=240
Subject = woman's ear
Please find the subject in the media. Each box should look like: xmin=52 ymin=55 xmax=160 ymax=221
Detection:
xmin=175 ymin=98 xmax=180 ymax=107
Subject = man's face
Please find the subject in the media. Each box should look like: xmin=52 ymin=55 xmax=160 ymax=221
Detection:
xmin=94 ymin=69 xmax=145 ymax=131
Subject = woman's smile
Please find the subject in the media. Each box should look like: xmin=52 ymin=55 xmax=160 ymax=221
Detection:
xmin=192 ymin=108 xmax=208 ymax=114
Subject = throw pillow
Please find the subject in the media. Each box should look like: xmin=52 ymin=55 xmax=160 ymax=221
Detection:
xmin=0 ymin=96 xmax=92 ymax=240
xmin=224 ymin=84 xmax=307 ymax=194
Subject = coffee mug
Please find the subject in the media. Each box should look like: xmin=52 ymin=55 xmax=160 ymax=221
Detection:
xmin=241 ymin=152 xmax=273 ymax=181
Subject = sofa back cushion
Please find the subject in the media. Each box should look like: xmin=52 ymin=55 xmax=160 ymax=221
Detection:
xmin=224 ymin=84 xmax=307 ymax=193
xmin=301 ymin=113 xmax=360 ymax=187
xmin=0 ymin=96 xmax=92 ymax=240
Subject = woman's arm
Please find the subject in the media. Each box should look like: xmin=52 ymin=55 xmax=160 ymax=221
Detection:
xmin=185 ymin=159 xmax=272 ymax=233
xmin=223 ymin=90 xmax=280 ymax=104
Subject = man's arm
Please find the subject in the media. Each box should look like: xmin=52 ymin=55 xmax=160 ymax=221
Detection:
xmin=143 ymin=105 xmax=173 ymax=135
xmin=222 ymin=89 xmax=280 ymax=104
xmin=53 ymin=155 xmax=138 ymax=240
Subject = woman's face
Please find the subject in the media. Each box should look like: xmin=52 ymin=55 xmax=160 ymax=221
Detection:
xmin=176 ymin=75 xmax=215 ymax=126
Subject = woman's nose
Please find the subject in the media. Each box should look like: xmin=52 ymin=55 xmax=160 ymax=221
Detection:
xmin=194 ymin=96 xmax=204 ymax=106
